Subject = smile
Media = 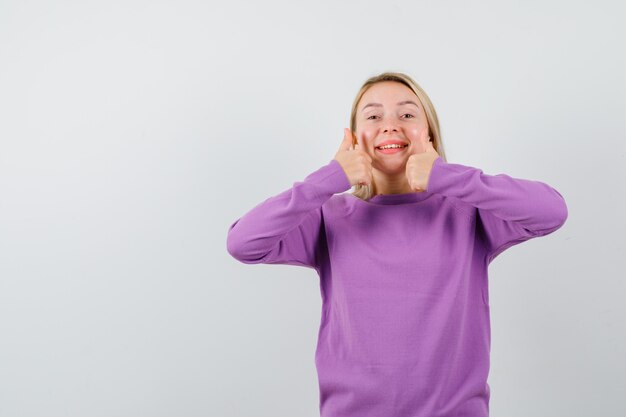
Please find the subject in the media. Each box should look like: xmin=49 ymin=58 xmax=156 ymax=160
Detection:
xmin=375 ymin=144 xmax=408 ymax=154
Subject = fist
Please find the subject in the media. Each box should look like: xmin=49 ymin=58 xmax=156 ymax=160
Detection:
xmin=333 ymin=128 xmax=373 ymax=187
xmin=405 ymin=127 xmax=440 ymax=192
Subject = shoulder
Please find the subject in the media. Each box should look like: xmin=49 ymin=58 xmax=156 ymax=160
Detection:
xmin=321 ymin=192 xmax=358 ymax=219
xmin=437 ymin=194 xmax=476 ymax=220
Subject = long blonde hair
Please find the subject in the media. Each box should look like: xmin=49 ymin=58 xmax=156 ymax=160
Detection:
xmin=349 ymin=72 xmax=447 ymax=200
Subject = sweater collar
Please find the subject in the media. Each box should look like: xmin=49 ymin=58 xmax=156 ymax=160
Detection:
xmin=367 ymin=190 xmax=433 ymax=205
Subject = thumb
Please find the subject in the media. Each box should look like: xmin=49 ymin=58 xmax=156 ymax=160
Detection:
xmin=340 ymin=128 xmax=354 ymax=151
xmin=421 ymin=127 xmax=430 ymax=148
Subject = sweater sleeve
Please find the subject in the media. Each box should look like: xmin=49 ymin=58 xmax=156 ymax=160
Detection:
xmin=426 ymin=156 xmax=569 ymax=264
xmin=226 ymin=159 xmax=352 ymax=270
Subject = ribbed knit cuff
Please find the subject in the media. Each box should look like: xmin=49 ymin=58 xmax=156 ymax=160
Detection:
xmin=302 ymin=159 xmax=353 ymax=198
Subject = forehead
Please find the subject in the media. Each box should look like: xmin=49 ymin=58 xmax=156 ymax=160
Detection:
xmin=359 ymin=81 xmax=422 ymax=111
xmin=362 ymin=81 xmax=416 ymax=98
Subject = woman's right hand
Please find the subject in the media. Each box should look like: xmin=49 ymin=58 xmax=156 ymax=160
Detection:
xmin=333 ymin=128 xmax=373 ymax=187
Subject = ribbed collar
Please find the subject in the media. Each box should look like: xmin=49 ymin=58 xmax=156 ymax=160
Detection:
xmin=366 ymin=190 xmax=434 ymax=205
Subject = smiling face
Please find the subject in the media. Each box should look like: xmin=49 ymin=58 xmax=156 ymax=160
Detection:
xmin=355 ymin=81 xmax=430 ymax=175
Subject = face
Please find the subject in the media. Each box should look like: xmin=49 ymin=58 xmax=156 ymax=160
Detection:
xmin=355 ymin=81 xmax=430 ymax=174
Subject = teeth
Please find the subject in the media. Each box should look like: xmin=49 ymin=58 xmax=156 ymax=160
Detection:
xmin=377 ymin=144 xmax=407 ymax=150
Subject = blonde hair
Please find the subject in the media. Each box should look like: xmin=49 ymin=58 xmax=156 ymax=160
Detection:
xmin=349 ymin=72 xmax=447 ymax=200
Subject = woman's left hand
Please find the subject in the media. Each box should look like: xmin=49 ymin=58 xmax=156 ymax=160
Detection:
xmin=405 ymin=127 xmax=440 ymax=192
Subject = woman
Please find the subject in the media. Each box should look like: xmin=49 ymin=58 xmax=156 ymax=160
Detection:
xmin=226 ymin=72 xmax=568 ymax=417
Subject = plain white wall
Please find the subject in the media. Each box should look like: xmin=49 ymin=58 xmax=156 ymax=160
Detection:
xmin=1 ymin=0 xmax=624 ymax=416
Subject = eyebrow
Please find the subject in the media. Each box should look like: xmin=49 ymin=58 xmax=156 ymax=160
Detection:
xmin=361 ymin=100 xmax=420 ymax=112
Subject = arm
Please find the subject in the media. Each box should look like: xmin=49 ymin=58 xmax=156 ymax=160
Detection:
xmin=426 ymin=156 xmax=569 ymax=263
xmin=226 ymin=159 xmax=352 ymax=270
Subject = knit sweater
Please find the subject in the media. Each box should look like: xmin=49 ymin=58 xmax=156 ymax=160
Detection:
xmin=226 ymin=156 xmax=568 ymax=417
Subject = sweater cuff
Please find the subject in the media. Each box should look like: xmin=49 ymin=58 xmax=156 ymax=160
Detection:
xmin=304 ymin=159 xmax=353 ymax=197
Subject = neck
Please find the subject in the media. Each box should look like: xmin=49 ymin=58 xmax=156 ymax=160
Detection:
xmin=372 ymin=170 xmax=415 ymax=195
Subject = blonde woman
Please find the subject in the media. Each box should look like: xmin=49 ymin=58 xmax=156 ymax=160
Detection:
xmin=226 ymin=72 xmax=568 ymax=417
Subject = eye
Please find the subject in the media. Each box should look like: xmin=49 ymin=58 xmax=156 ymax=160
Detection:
xmin=402 ymin=114 xmax=415 ymax=119
xmin=366 ymin=115 xmax=379 ymax=120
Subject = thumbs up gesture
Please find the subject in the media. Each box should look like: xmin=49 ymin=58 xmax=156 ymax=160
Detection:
xmin=333 ymin=128 xmax=373 ymax=187
xmin=405 ymin=127 xmax=440 ymax=192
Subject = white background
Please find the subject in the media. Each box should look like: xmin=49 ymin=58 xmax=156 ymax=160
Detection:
xmin=1 ymin=0 xmax=624 ymax=416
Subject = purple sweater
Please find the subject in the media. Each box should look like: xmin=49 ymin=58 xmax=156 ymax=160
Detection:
xmin=226 ymin=156 xmax=568 ymax=417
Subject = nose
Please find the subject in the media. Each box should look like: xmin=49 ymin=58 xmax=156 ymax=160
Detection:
xmin=382 ymin=122 xmax=400 ymax=133
xmin=383 ymin=123 xmax=398 ymax=133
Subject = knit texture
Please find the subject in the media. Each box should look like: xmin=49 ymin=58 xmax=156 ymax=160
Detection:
xmin=227 ymin=156 xmax=568 ymax=416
